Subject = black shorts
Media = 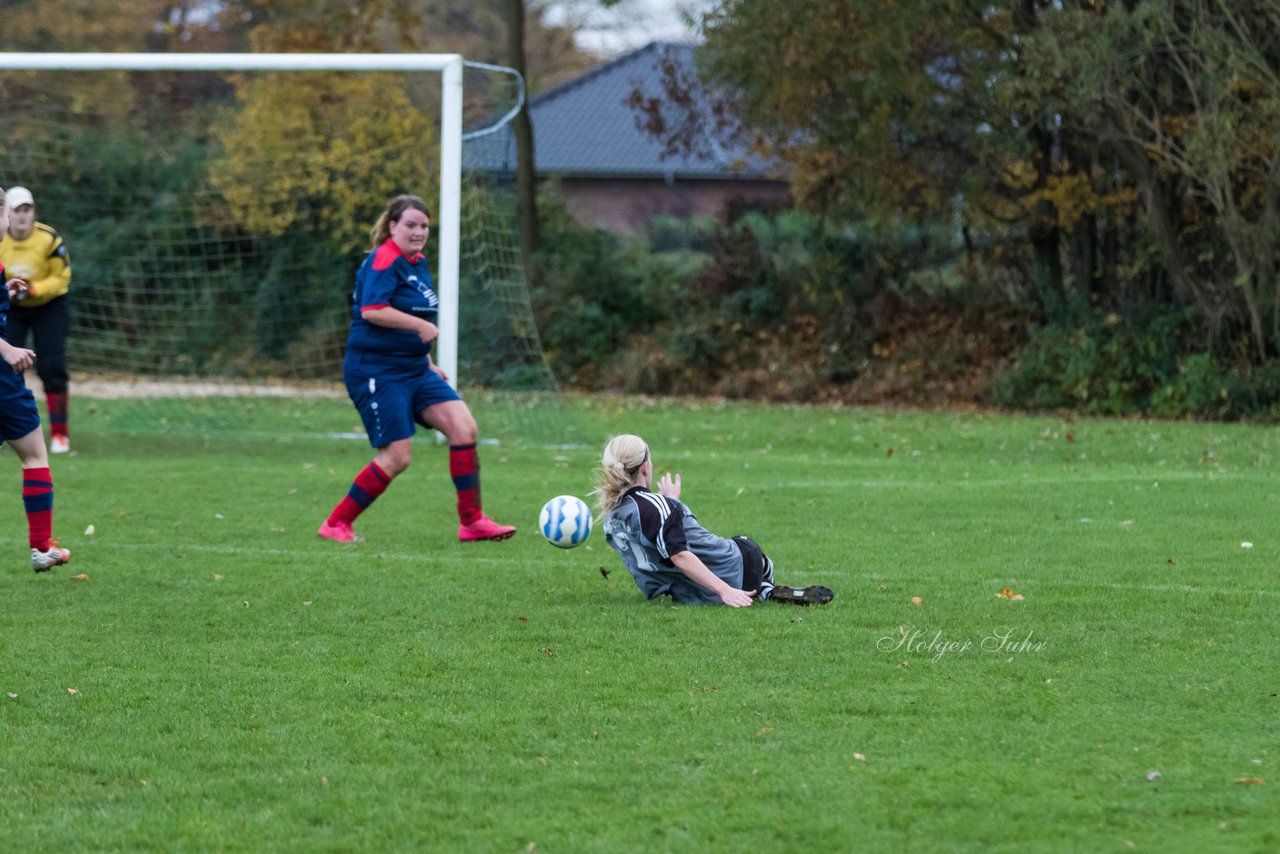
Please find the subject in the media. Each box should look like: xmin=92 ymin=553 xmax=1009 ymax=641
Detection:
xmin=732 ymin=536 xmax=767 ymax=591
xmin=0 ymin=368 xmax=41 ymax=441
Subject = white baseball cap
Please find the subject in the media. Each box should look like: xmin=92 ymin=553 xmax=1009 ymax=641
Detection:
xmin=6 ymin=186 xmax=34 ymax=210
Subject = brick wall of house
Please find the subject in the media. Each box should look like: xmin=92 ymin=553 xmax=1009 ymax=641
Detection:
xmin=555 ymin=177 xmax=791 ymax=234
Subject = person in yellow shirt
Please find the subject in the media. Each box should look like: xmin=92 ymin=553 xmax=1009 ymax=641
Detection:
xmin=0 ymin=187 xmax=72 ymax=453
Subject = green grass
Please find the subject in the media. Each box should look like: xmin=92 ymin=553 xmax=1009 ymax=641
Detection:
xmin=2 ymin=394 xmax=1278 ymax=851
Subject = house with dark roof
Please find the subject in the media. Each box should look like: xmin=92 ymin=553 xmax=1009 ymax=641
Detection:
xmin=467 ymin=42 xmax=789 ymax=234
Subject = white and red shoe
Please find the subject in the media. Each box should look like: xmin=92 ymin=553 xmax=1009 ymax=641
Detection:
xmin=32 ymin=541 xmax=71 ymax=573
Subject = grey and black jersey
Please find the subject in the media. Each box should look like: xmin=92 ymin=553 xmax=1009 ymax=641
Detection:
xmin=602 ymin=486 xmax=744 ymax=604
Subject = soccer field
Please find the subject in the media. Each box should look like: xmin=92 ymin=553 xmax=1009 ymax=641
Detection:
xmin=2 ymin=394 xmax=1277 ymax=851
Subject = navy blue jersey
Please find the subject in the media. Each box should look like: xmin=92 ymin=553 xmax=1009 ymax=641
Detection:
xmin=0 ymin=258 xmax=43 ymax=442
xmin=343 ymin=240 xmax=439 ymax=376
xmin=0 ymin=260 xmax=9 ymax=341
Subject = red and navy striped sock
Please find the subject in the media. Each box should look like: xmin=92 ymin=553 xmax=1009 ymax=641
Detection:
xmin=328 ymin=461 xmax=391 ymax=526
xmin=450 ymin=443 xmax=482 ymax=524
xmin=46 ymin=392 xmax=68 ymax=439
xmin=22 ymin=466 xmax=54 ymax=550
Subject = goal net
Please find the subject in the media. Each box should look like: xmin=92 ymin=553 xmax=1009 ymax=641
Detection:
xmin=0 ymin=53 xmax=581 ymax=445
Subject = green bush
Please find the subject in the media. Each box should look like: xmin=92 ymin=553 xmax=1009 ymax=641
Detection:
xmin=985 ymin=307 xmax=1280 ymax=420
xmin=531 ymin=204 xmax=981 ymax=397
xmin=991 ymin=309 xmax=1189 ymax=414
xmin=531 ymin=200 xmax=684 ymax=385
xmin=1149 ymin=354 xmax=1280 ymax=421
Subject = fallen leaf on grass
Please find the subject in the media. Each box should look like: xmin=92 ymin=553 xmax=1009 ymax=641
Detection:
xmin=598 ymin=566 xmax=611 ymax=580
xmin=853 ymin=753 xmax=866 ymax=762
xmin=213 ymin=574 xmax=224 ymax=581
xmin=6 ymin=692 xmax=16 ymax=699
xmin=1146 ymin=770 xmax=1162 ymax=782
xmin=541 ymin=647 xmax=555 ymax=657
xmin=758 ymin=727 xmax=775 ymax=735
xmin=84 ymin=524 xmax=95 ymax=536
xmin=996 ymin=587 xmax=1024 ymax=601
xmin=67 ymin=688 xmax=78 ymax=694
xmin=886 ymin=448 xmax=894 ymax=458
xmin=1235 ymin=777 xmax=1264 ymax=785
xmin=70 ymin=574 xmax=89 ymax=582
xmin=910 ymin=596 xmax=922 ymax=606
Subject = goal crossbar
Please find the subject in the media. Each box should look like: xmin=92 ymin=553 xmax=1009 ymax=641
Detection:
xmin=0 ymin=52 xmax=465 ymax=387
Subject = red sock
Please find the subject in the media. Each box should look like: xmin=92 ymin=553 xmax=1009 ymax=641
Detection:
xmin=46 ymin=392 xmax=68 ymax=438
xmin=22 ymin=466 xmax=54 ymax=550
xmin=328 ymin=461 xmax=391 ymax=526
xmin=450 ymin=443 xmax=482 ymax=524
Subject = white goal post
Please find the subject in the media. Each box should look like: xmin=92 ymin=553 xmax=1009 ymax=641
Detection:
xmin=0 ymin=52 xmax=466 ymax=387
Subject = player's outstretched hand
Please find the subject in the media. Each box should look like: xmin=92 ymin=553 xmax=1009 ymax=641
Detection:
xmin=720 ymin=587 xmax=755 ymax=608
xmin=658 ymin=472 xmax=681 ymax=499
xmin=6 ymin=277 xmax=28 ymax=300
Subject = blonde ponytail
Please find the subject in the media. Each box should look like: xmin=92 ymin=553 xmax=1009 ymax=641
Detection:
xmin=592 ymin=434 xmax=650 ymax=514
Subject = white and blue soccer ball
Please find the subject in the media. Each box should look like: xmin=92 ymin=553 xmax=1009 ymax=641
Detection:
xmin=540 ymin=495 xmax=592 ymax=549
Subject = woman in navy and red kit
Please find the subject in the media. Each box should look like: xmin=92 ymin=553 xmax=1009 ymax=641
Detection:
xmin=320 ymin=194 xmax=516 ymax=544
xmin=0 ymin=186 xmax=71 ymax=572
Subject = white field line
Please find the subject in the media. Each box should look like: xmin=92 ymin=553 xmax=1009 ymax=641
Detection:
xmin=34 ymin=376 xmax=345 ymax=399
xmin=749 ymin=471 xmax=1226 ymax=490
xmin=1086 ymin=580 xmax=1279 ymax=597
xmin=9 ymin=540 xmax=575 ymax=567
xmin=861 ymin=573 xmax=1278 ymax=598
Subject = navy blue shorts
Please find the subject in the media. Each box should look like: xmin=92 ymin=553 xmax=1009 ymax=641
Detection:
xmin=0 ymin=367 xmax=41 ymax=442
xmin=344 ymin=369 xmax=461 ymax=447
